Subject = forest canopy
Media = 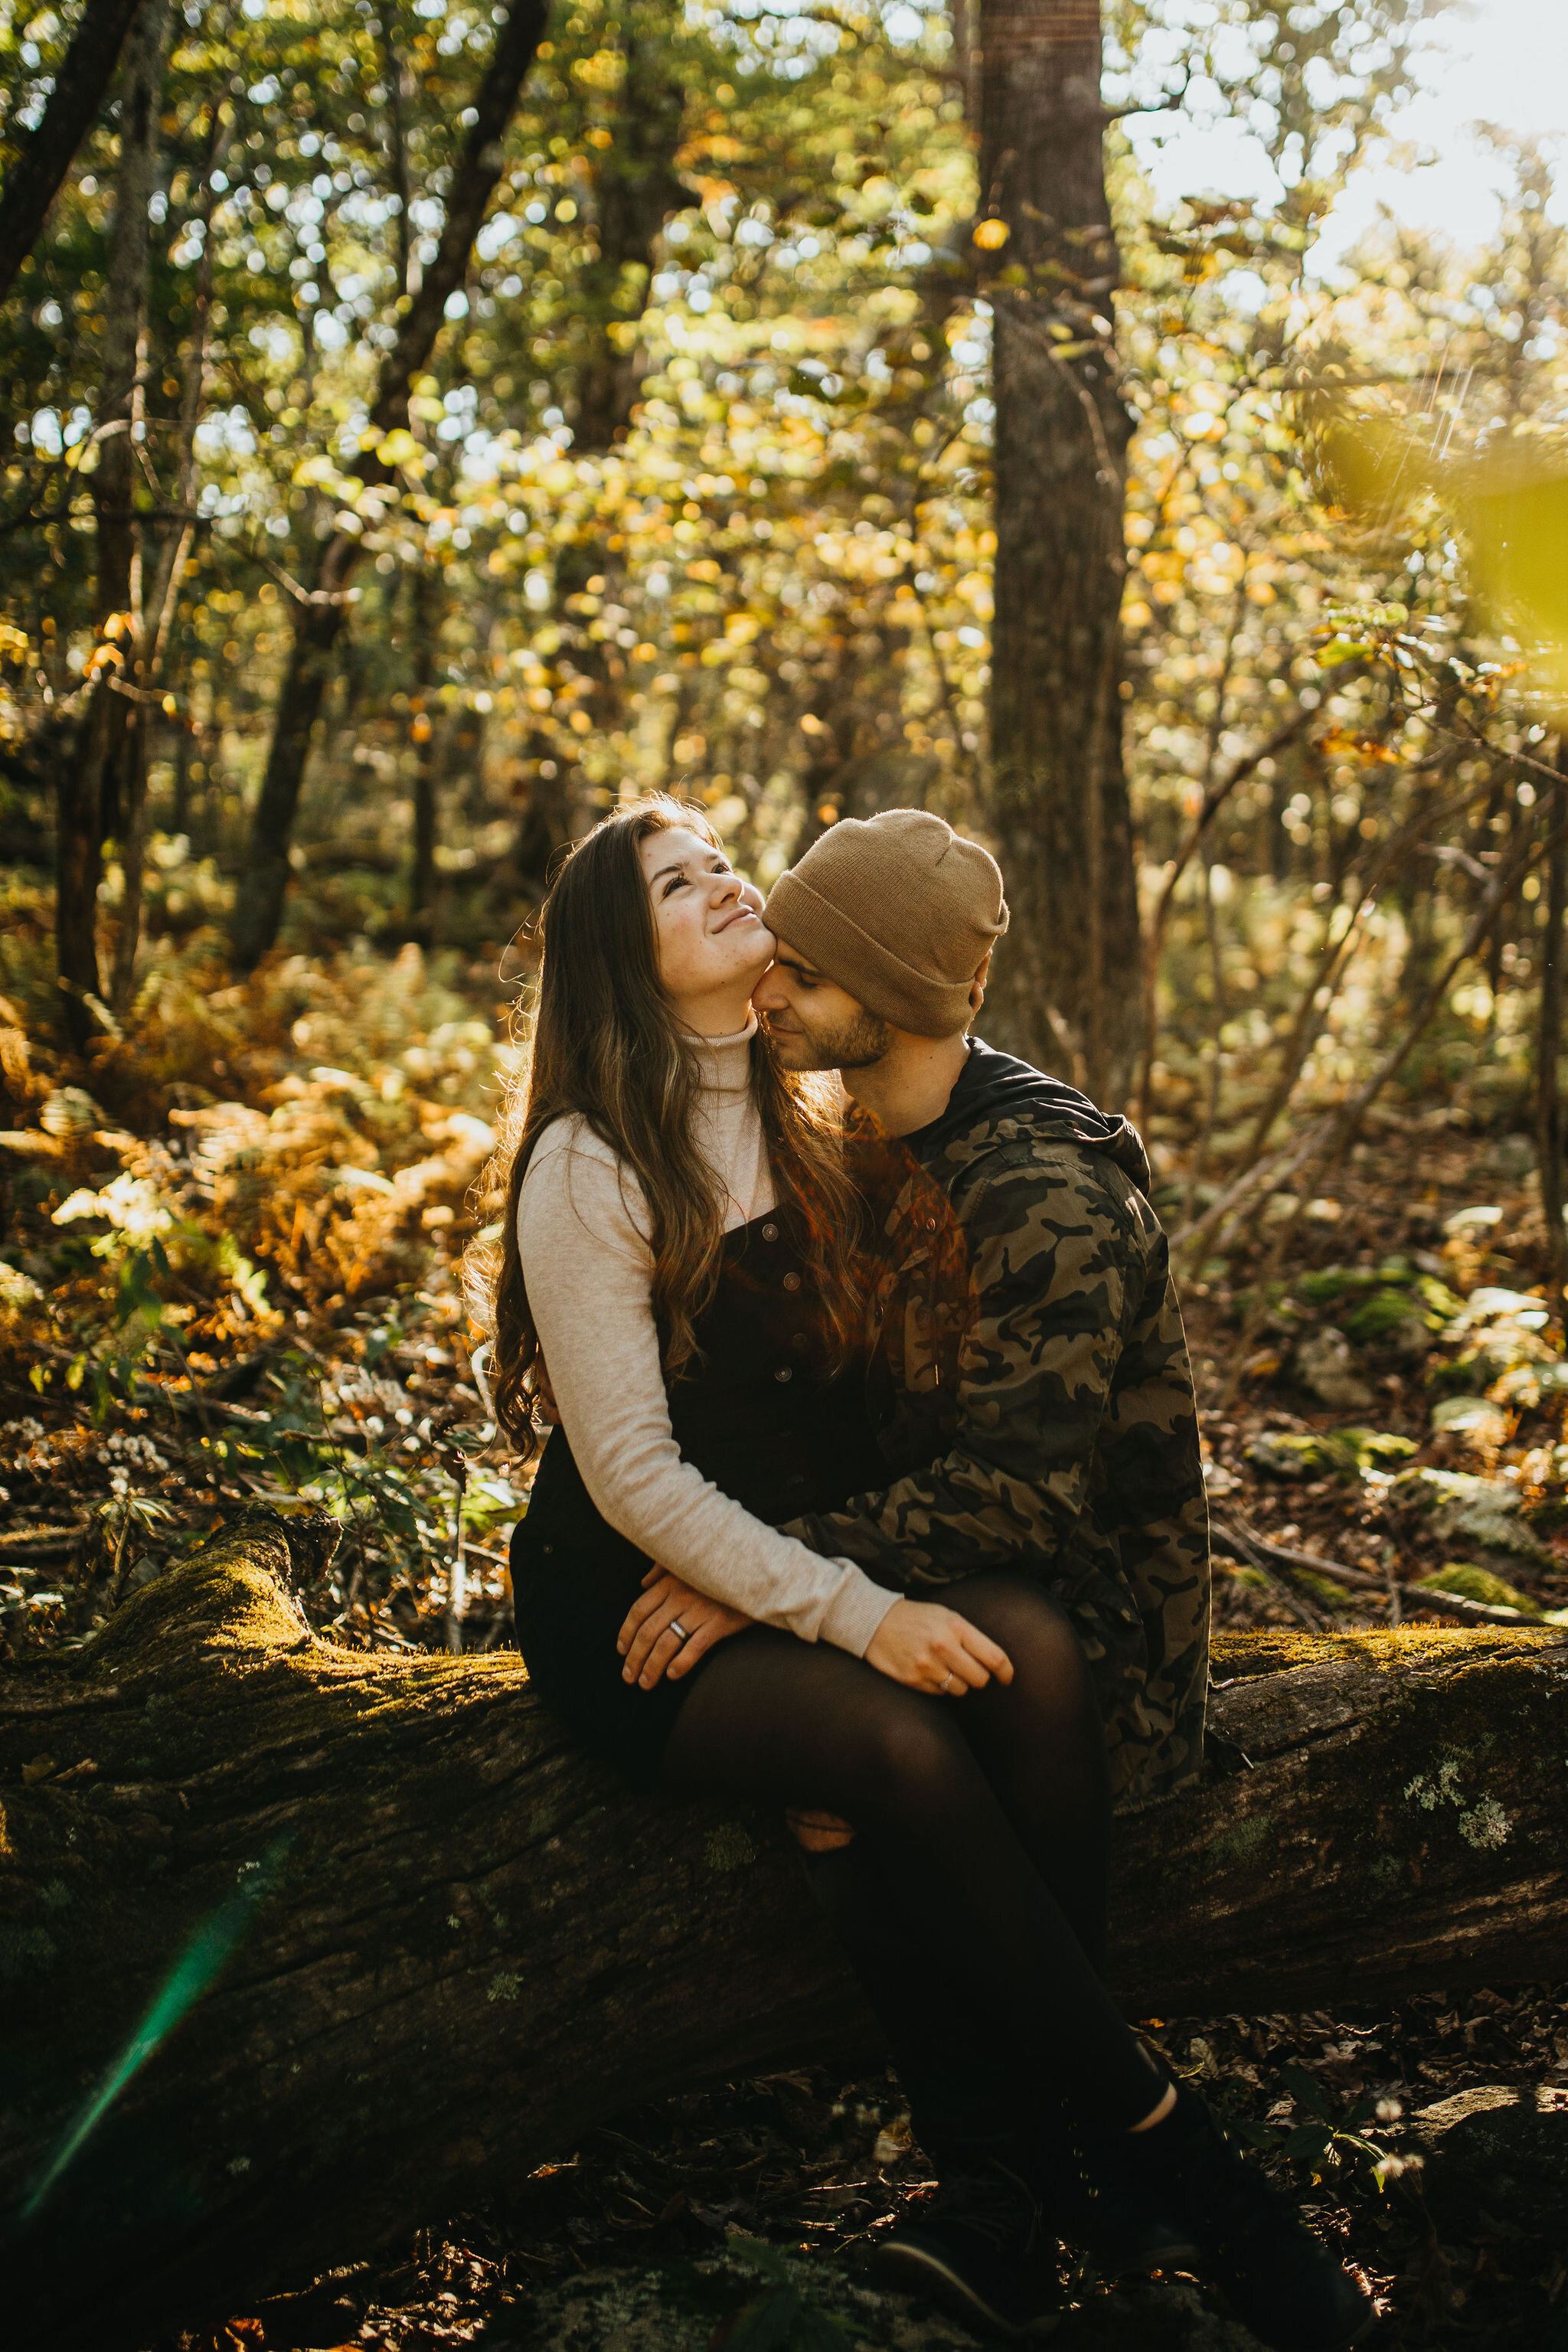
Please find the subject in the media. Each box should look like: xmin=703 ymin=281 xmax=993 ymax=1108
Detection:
xmin=2 ymin=0 xmax=1567 ymax=1611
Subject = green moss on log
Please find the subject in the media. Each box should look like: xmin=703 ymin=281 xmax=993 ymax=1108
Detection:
xmin=1210 ymin=1623 xmax=1564 ymax=1681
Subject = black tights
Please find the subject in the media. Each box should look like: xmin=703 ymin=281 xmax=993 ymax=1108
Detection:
xmin=658 ymin=1570 xmax=1164 ymax=2133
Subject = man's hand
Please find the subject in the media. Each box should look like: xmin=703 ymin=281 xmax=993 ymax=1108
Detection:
xmin=618 ymin=1568 xmax=752 ymax=1688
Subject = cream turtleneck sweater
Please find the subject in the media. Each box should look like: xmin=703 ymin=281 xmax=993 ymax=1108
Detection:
xmin=515 ymin=1018 xmax=898 ymax=1657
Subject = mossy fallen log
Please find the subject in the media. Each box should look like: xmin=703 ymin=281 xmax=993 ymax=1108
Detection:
xmin=2 ymin=1511 xmax=1564 ymax=2345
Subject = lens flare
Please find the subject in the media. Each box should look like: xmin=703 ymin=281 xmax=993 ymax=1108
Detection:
xmin=22 ymin=1833 xmax=293 ymax=2221
xmin=1315 ymin=410 xmax=1568 ymax=720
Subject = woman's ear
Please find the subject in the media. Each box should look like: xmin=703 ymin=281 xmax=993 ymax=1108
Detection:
xmin=968 ymin=949 xmax=992 ymax=1017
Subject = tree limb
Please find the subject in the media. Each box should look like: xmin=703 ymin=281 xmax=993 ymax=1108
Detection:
xmin=0 ymin=0 xmax=145 ymax=306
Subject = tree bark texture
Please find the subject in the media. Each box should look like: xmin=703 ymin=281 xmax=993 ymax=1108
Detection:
xmin=227 ymin=0 xmax=547 ymax=973
xmin=978 ymin=0 xmax=1141 ymax=1103
xmin=0 ymin=0 xmax=145 ymax=306
xmin=3 ymin=1514 xmax=1563 ymax=2343
xmin=53 ymin=0 xmax=171 ymax=1045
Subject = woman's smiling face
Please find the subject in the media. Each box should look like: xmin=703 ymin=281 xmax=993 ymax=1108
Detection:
xmin=639 ymin=825 xmax=773 ymax=1030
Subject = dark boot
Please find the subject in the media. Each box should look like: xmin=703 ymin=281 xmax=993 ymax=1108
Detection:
xmin=1088 ymin=2084 xmax=1376 ymax=2352
xmin=1026 ymin=2098 xmax=1197 ymax=2278
xmin=876 ymin=2133 xmax=1063 ymax=2340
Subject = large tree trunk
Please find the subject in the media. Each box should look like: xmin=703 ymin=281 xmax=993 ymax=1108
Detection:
xmin=3 ymin=1514 xmax=1563 ymax=2344
xmin=0 ymin=0 xmax=146 ymax=305
xmin=227 ymin=0 xmax=547 ymax=972
xmin=53 ymin=0 xmax=170 ymax=1048
xmin=978 ymin=0 xmax=1141 ymax=1103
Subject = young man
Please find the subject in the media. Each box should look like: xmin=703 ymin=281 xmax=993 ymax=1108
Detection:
xmin=764 ymin=810 xmax=1209 ymax=1804
xmin=617 ymin=812 xmax=1370 ymax=2352
xmin=626 ymin=805 xmax=1210 ymax=1802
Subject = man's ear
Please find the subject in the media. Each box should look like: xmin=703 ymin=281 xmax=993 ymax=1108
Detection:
xmin=968 ymin=949 xmax=992 ymax=1018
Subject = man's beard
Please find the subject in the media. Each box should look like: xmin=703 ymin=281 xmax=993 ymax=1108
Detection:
xmin=773 ymin=1006 xmax=893 ymax=1071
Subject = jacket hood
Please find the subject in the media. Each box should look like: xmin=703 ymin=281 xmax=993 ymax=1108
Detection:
xmin=907 ymin=1037 xmax=1152 ymax=1193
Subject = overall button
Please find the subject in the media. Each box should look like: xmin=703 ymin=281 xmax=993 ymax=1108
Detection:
xmin=774 ymin=1365 xmax=793 ymax=1383
xmin=782 ymin=1270 xmax=801 ymax=1292
xmin=761 ymin=1222 xmax=779 ymax=1243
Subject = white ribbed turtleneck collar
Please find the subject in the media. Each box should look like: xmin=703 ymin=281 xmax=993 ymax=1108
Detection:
xmin=686 ymin=1009 xmax=759 ymax=1096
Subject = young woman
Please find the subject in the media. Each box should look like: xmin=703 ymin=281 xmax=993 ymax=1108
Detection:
xmin=485 ymin=796 xmax=1371 ymax=2352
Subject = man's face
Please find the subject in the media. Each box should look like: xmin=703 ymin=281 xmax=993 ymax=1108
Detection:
xmin=753 ymin=946 xmax=894 ymax=1071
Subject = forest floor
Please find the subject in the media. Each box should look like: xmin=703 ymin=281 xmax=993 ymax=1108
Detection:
xmin=2 ymin=957 xmax=1566 ymax=2349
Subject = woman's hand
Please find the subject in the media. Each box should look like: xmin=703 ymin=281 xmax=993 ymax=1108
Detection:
xmin=618 ymin=1568 xmax=753 ymax=1688
xmin=864 ymin=1598 xmax=1013 ymax=1695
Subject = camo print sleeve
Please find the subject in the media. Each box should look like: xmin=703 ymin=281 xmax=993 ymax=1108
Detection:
xmin=785 ymin=1147 xmax=1142 ymax=1585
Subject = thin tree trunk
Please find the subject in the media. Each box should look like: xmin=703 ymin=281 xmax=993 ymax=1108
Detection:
xmin=170 ymin=724 xmax=191 ymax=837
xmin=54 ymin=0 xmax=170 ymax=1047
xmin=378 ymin=5 xmax=413 ymax=298
xmin=1170 ymin=762 xmax=1493 ymax=1255
xmin=1537 ymin=744 xmax=1568 ymax=1328
xmin=107 ymin=714 xmax=150 ymax=1011
xmin=227 ymin=0 xmax=547 ymax=972
xmin=0 ymin=0 xmax=145 ymax=304
xmin=1136 ymin=699 xmax=1318 ymax=1136
xmin=572 ymin=18 xmax=687 ymax=453
xmin=1182 ymin=792 xmax=1568 ymax=1281
xmin=408 ymin=573 xmax=441 ymax=923
xmin=0 ymin=1040 xmax=15 ymax=1240
xmin=979 ymin=0 xmax=1140 ymax=1104
xmin=4 ymin=1513 xmax=1563 ymax=2344
xmin=109 ymin=101 xmax=219 ymax=1009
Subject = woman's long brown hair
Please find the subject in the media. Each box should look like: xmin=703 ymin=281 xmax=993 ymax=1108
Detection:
xmin=475 ymin=795 xmax=866 ymax=1452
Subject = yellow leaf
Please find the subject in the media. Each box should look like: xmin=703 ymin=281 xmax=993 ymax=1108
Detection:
xmin=972 ymin=218 xmax=1010 ymax=251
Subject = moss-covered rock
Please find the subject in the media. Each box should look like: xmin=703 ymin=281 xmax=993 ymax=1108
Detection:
xmin=1411 ymin=2083 xmax=1568 ymax=2242
xmin=1429 ymin=1396 xmax=1511 ymax=1454
xmin=1389 ymin=1468 xmax=1556 ymax=1570
xmin=1342 ymin=1287 xmax=1436 ymax=1361
xmin=1415 ymin=1563 xmax=1542 ymax=1618
xmin=1295 ymin=1261 xmax=1464 ymax=1328
xmin=1244 ymin=1427 xmax=1416 ymax=1481
xmin=1292 ymin=1328 xmax=1374 ymax=1411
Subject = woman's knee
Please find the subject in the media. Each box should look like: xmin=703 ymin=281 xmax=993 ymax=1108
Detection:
xmin=847 ymin=1690 xmax=977 ymax=1817
xmin=952 ymin=1571 xmax=1084 ymax=1671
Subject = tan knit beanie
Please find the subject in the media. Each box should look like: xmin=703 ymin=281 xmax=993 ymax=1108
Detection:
xmin=763 ymin=809 xmax=1009 ymax=1038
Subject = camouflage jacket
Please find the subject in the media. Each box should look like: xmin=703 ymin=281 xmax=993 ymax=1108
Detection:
xmin=786 ymin=1039 xmax=1210 ymax=1805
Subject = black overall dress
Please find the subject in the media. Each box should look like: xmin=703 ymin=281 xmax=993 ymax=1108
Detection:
xmin=511 ymin=1207 xmax=887 ymax=1787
